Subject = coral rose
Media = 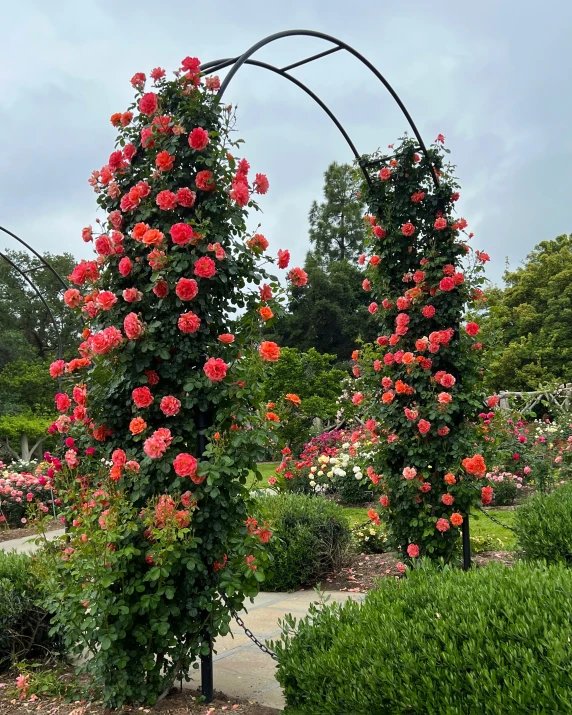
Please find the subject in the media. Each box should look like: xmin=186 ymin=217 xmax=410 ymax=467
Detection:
xmin=436 ymin=518 xmax=450 ymax=532
xmin=450 ymin=512 xmax=463 ymax=527
xmin=407 ymin=544 xmax=419 ymax=558
xmin=287 ymin=267 xmax=308 ymax=287
xmin=155 ymin=150 xmax=175 ymax=172
xmin=139 ymin=92 xmax=158 ymax=115
xmin=118 ymin=256 xmax=132 ymax=277
xmin=124 ymin=313 xmax=143 ymax=340
xmin=285 ymin=393 xmax=301 ymax=405
xmin=277 ymin=249 xmax=290 ymax=269
xmin=401 ymin=222 xmax=415 ymax=237
xmin=173 ymin=453 xmax=198 ymax=478
xmin=422 ymin=305 xmax=436 ymax=318
xmin=439 ymin=277 xmax=455 ymax=291
xmin=170 ymin=223 xmax=195 ymax=246
xmin=203 ymin=357 xmax=228 ymax=382
xmin=195 ymin=170 xmax=215 ymax=191
xmin=259 ymin=307 xmax=273 ymax=321
xmin=160 ymin=396 xmax=181 ymax=417
xmin=465 ymin=322 xmax=480 ymax=336
xmin=178 ymin=311 xmax=201 ymax=333
xmin=259 ymin=341 xmax=280 ymax=361
xmin=176 ymin=187 xmax=196 ymax=207
xmin=129 ymin=417 xmax=147 ymax=435
xmin=218 ymin=333 xmax=235 ymax=344
xmin=188 ymin=127 xmax=210 ymax=150
xmin=176 ymin=278 xmax=199 ymax=301
xmin=156 ymin=190 xmax=178 ymax=210
xmin=417 ymin=419 xmax=431 ymax=434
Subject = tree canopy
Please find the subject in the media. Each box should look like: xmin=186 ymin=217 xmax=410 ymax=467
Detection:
xmin=308 ymin=162 xmax=366 ymax=264
xmin=479 ymin=233 xmax=572 ymax=391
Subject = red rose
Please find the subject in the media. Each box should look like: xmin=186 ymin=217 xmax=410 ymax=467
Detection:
xmin=401 ymin=222 xmax=415 ymax=237
xmin=132 ymin=386 xmax=153 ymax=408
xmin=434 ymin=217 xmax=447 ymax=230
xmin=119 ymin=257 xmax=132 ymax=277
xmin=203 ymin=357 xmax=228 ymax=382
xmin=173 ymin=453 xmax=198 ymax=478
xmin=253 ymin=173 xmax=269 ymax=194
xmin=170 ymin=223 xmax=195 ymax=246
xmin=176 ymin=278 xmax=199 ymax=301
xmin=277 ymin=249 xmax=290 ymax=269
xmin=188 ymin=127 xmax=210 ymax=150
xmin=422 ymin=305 xmax=435 ymax=318
xmin=124 ymin=313 xmax=143 ymax=340
xmin=418 ymin=419 xmax=431 ymax=434
xmin=287 ymin=267 xmax=308 ymax=287
xmin=55 ymin=393 xmax=71 ymax=412
xmin=379 ymin=168 xmax=391 ymax=180
xmin=153 ymin=280 xmax=169 ymax=298
xmin=230 ymin=182 xmax=249 ymax=206
xmin=465 ymin=322 xmax=480 ymax=336
xmin=139 ymin=92 xmax=158 ymax=116
xmin=96 ymin=291 xmax=117 ymax=311
xmin=194 ymin=256 xmax=216 ymax=279
xmin=439 ymin=277 xmax=455 ymax=291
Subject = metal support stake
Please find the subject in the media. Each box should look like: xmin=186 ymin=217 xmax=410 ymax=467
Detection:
xmin=461 ymin=514 xmax=471 ymax=571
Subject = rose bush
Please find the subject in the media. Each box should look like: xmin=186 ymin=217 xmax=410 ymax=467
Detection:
xmin=353 ymin=135 xmax=491 ymax=562
xmin=38 ymin=57 xmax=306 ymax=707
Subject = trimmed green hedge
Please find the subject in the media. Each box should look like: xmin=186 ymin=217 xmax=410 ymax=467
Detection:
xmin=515 ymin=482 xmax=572 ymax=562
xmin=256 ymin=493 xmax=351 ymax=591
xmin=0 ymin=550 xmax=59 ymax=672
xmin=272 ymin=561 xmax=572 ymax=714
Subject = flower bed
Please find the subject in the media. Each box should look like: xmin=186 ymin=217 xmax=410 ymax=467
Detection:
xmin=0 ymin=461 xmax=56 ymax=527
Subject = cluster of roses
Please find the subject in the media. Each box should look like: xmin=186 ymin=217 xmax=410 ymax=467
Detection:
xmin=0 ymin=462 xmax=57 ymax=525
xmin=351 ymin=135 xmax=491 ymax=561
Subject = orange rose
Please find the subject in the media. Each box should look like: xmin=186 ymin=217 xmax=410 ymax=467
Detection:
xmin=132 ymin=222 xmax=149 ymax=241
xmin=259 ymin=341 xmax=280 ymax=362
xmin=285 ymin=393 xmax=301 ymax=405
xmin=259 ymin=306 xmax=274 ymax=321
xmin=266 ymin=411 xmax=280 ymax=422
xmin=450 ymin=512 xmax=463 ymax=527
xmin=129 ymin=417 xmax=147 ymax=435
xmin=142 ymin=229 xmax=164 ymax=246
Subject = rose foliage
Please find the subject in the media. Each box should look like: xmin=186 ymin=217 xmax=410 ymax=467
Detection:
xmin=39 ymin=58 xmax=303 ymax=706
xmin=354 ymin=136 xmax=491 ymax=562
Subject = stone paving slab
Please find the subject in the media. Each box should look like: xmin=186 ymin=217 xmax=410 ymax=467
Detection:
xmin=0 ymin=530 xmax=364 ymax=710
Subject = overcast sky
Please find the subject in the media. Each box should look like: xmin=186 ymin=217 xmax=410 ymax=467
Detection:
xmin=1 ymin=0 xmax=571 ymax=285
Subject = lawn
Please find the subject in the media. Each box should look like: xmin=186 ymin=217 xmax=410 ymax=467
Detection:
xmin=246 ymin=462 xmax=279 ymax=490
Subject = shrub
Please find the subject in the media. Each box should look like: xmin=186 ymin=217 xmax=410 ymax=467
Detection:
xmin=487 ymin=470 xmax=522 ymax=506
xmin=515 ymin=482 xmax=572 ymax=562
xmin=352 ymin=522 xmax=386 ymax=554
xmin=0 ymin=550 xmax=59 ymax=673
xmin=272 ymin=561 xmax=572 ymax=714
xmin=256 ymin=494 xmax=351 ymax=591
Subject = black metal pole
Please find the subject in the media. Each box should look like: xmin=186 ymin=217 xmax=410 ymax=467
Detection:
xmin=461 ymin=514 xmax=471 ymax=571
xmin=196 ymin=408 xmax=214 ymax=703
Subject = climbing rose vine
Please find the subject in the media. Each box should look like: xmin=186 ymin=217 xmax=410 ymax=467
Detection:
xmin=355 ymin=136 xmax=489 ymax=563
xmin=41 ymin=58 xmax=303 ymax=707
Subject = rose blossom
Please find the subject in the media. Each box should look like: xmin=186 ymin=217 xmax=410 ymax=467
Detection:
xmin=132 ymin=386 xmax=153 ymax=408
xmin=176 ymin=278 xmax=199 ymax=300
xmin=178 ymin=311 xmax=201 ymax=333
xmin=259 ymin=341 xmax=280 ymax=361
xmin=194 ymin=256 xmax=216 ymax=279
xmin=160 ymin=395 xmax=181 ymax=417
xmin=407 ymin=544 xmax=419 ymax=558
xmin=203 ymin=357 xmax=228 ymax=382
xmin=173 ymin=453 xmax=198 ymax=477
xmin=124 ymin=313 xmax=143 ymax=340
xmin=436 ymin=518 xmax=450 ymax=532
xmin=188 ymin=127 xmax=210 ymax=150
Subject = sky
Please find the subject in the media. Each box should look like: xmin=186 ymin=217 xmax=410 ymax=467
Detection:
xmin=1 ymin=0 xmax=571 ymax=286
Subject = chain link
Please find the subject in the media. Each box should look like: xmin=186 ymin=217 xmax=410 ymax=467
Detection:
xmin=474 ymin=504 xmax=517 ymax=533
xmin=218 ymin=590 xmax=279 ymax=661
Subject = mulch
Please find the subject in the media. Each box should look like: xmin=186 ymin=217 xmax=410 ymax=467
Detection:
xmin=0 ymin=520 xmax=62 ymax=544
xmin=323 ymin=549 xmax=515 ymax=593
xmin=0 ymin=689 xmax=280 ymax=715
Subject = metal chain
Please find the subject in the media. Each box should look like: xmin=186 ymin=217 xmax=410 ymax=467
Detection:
xmin=474 ymin=505 xmax=518 ymax=533
xmin=218 ymin=589 xmax=279 ymax=661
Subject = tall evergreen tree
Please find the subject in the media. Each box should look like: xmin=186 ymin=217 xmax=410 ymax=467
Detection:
xmin=308 ymin=162 xmax=366 ymax=264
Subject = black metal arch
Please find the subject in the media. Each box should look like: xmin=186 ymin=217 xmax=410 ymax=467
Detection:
xmin=0 ymin=226 xmax=67 ymax=361
xmin=200 ymin=29 xmax=437 ymax=188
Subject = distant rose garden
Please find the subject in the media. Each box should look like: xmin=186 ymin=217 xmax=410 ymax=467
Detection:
xmin=1 ymin=39 xmax=572 ymax=715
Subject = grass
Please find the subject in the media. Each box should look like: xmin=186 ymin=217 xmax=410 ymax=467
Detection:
xmin=246 ymin=462 xmax=279 ymax=490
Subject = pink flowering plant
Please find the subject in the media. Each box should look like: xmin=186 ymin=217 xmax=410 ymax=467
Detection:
xmin=0 ymin=461 xmax=55 ymax=527
xmin=353 ymin=136 xmax=491 ymax=562
xmin=37 ymin=58 xmax=308 ymax=707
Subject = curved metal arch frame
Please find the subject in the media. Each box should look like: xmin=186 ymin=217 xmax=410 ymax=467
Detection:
xmin=200 ymin=29 xmax=438 ymax=188
xmin=0 ymin=227 xmax=67 ymax=361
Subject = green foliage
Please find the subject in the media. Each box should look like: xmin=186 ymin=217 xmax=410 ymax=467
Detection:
xmin=478 ymin=234 xmax=572 ymax=391
xmin=0 ymin=250 xmax=78 ymax=367
xmin=255 ymin=493 xmax=351 ymax=591
xmin=0 ymin=550 xmax=60 ymax=673
xmin=515 ymin=483 xmax=572 ymax=562
xmin=352 ymin=522 xmax=387 ymax=553
xmin=272 ymin=561 xmax=572 ymax=714
xmin=263 ymin=347 xmax=349 ymax=453
xmin=308 ymin=162 xmax=366 ymax=264
xmin=272 ymin=256 xmax=378 ymax=361
xmin=356 ymin=136 xmax=488 ymax=561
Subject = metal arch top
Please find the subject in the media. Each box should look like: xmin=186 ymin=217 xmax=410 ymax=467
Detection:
xmin=200 ymin=29 xmax=437 ymax=188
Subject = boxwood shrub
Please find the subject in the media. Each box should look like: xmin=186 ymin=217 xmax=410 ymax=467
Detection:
xmin=0 ymin=550 xmax=59 ymax=672
xmin=255 ymin=493 xmax=351 ymax=591
xmin=272 ymin=561 xmax=572 ymax=714
xmin=515 ymin=482 xmax=572 ymax=563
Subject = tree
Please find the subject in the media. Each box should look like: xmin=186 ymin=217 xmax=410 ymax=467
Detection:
xmin=272 ymin=254 xmax=378 ymax=361
xmin=308 ymin=162 xmax=366 ymax=264
xmin=478 ymin=234 xmax=572 ymax=392
xmin=0 ymin=250 xmax=79 ymax=366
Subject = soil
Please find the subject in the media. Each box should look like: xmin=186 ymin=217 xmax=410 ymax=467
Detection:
xmin=323 ymin=549 xmax=515 ymax=593
xmin=0 ymin=520 xmax=62 ymax=544
xmin=0 ymin=689 xmax=280 ymax=715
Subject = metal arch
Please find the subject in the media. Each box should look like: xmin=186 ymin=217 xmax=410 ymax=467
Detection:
xmin=201 ymin=29 xmax=438 ymax=188
xmin=201 ymin=56 xmax=365 ymax=180
xmin=0 ymin=225 xmax=68 ymax=291
xmin=0 ymin=249 xmax=64 ymax=361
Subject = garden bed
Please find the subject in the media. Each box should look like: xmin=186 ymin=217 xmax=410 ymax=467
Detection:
xmin=0 ymin=688 xmax=280 ymax=715
xmin=324 ymin=550 xmax=514 ymax=592
xmin=0 ymin=520 xmax=61 ymax=544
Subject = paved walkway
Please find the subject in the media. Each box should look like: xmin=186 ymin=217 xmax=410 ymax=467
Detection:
xmin=1 ymin=530 xmax=362 ymax=710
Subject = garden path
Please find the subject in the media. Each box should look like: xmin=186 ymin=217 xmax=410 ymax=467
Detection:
xmin=0 ymin=530 xmax=363 ymax=710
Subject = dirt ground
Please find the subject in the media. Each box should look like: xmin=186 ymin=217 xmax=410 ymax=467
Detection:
xmin=0 ymin=689 xmax=280 ymax=715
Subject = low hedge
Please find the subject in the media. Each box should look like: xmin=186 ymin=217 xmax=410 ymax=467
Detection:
xmin=515 ymin=482 xmax=572 ymax=563
xmin=0 ymin=550 xmax=59 ymax=672
xmin=255 ymin=493 xmax=351 ymax=591
xmin=272 ymin=561 xmax=572 ymax=714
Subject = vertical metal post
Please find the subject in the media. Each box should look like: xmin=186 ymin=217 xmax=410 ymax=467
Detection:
xmin=461 ymin=514 xmax=471 ymax=571
xmin=196 ymin=408 xmax=214 ymax=703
